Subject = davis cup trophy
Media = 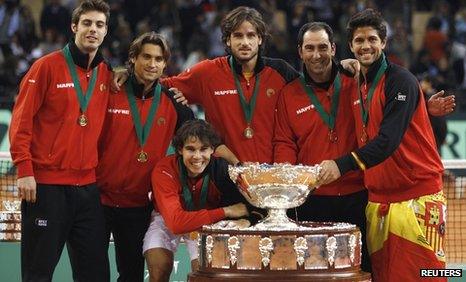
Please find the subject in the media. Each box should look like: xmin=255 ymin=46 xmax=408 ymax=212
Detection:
xmin=189 ymin=163 xmax=371 ymax=282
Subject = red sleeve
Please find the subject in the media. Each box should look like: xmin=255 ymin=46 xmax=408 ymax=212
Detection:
xmin=273 ymin=88 xmax=298 ymax=164
xmin=152 ymin=164 xmax=225 ymax=235
xmin=9 ymin=59 xmax=49 ymax=178
xmin=161 ymin=61 xmax=210 ymax=105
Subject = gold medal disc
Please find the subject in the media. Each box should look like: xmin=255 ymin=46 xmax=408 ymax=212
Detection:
xmin=328 ymin=129 xmax=338 ymax=143
xmin=244 ymin=126 xmax=254 ymax=139
xmin=78 ymin=114 xmax=88 ymax=126
xmin=137 ymin=151 xmax=148 ymax=162
xmin=360 ymin=128 xmax=368 ymax=144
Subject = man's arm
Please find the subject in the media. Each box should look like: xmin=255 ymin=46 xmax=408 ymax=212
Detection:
xmin=214 ymin=144 xmax=240 ymax=165
xmin=9 ymin=60 xmax=49 ymax=202
xmin=161 ymin=61 xmax=208 ymax=105
xmin=320 ymin=68 xmax=421 ymax=184
xmin=152 ymin=166 xmax=226 ymax=234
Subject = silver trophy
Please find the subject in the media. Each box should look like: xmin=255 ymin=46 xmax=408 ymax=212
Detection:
xmin=229 ymin=163 xmax=320 ymax=230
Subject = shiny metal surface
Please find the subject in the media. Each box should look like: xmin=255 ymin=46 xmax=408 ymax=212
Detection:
xmin=229 ymin=163 xmax=320 ymax=230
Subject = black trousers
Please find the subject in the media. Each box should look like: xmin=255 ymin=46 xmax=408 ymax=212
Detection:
xmin=289 ymin=189 xmax=371 ymax=273
xmin=21 ymin=183 xmax=109 ymax=282
xmin=103 ymin=204 xmax=152 ymax=282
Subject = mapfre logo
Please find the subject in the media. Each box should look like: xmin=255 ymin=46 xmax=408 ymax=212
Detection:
xmin=296 ymin=104 xmax=315 ymax=115
xmin=214 ymin=89 xmax=237 ymax=96
xmin=56 ymin=82 xmax=74 ymax=89
xmin=107 ymin=108 xmax=130 ymax=115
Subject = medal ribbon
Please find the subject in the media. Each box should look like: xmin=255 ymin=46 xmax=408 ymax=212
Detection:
xmin=359 ymin=53 xmax=388 ymax=126
xmin=62 ymin=44 xmax=98 ymax=113
xmin=125 ymin=80 xmax=161 ymax=148
xmin=228 ymin=56 xmax=260 ymax=126
xmin=178 ymin=158 xmax=210 ymax=210
xmin=298 ymin=73 xmax=342 ymax=130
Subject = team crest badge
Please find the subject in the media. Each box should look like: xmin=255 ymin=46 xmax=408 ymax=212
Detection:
xmin=157 ymin=117 xmax=166 ymax=125
xmin=266 ymin=88 xmax=275 ymax=97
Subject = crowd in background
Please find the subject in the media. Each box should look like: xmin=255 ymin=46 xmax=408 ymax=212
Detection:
xmin=0 ymin=0 xmax=465 ymax=110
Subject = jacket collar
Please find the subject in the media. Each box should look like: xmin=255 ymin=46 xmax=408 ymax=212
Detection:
xmin=302 ymin=59 xmax=338 ymax=90
xmin=68 ymin=39 xmax=105 ymax=70
xmin=360 ymin=53 xmax=387 ymax=84
xmin=228 ymin=53 xmax=265 ymax=76
xmin=127 ymin=73 xmax=158 ymax=99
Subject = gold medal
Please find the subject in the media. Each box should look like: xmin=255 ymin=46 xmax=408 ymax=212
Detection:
xmin=328 ymin=129 xmax=338 ymax=143
xmin=244 ymin=126 xmax=254 ymax=139
xmin=78 ymin=114 xmax=88 ymax=126
xmin=137 ymin=151 xmax=148 ymax=162
xmin=361 ymin=127 xmax=368 ymax=144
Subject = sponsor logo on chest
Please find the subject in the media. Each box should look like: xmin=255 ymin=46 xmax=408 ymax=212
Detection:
xmin=56 ymin=82 xmax=74 ymax=89
xmin=214 ymin=89 xmax=237 ymax=96
xmin=107 ymin=108 xmax=130 ymax=115
xmin=296 ymin=104 xmax=315 ymax=115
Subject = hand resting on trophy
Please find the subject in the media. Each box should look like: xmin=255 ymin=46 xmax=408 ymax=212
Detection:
xmin=223 ymin=202 xmax=249 ymax=218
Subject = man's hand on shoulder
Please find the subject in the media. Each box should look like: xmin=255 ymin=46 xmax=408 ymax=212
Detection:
xmin=111 ymin=68 xmax=129 ymax=92
xmin=170 ymin=87 xmax=188 ymax=105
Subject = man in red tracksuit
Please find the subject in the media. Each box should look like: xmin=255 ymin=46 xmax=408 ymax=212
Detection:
xmin=96 ymin=32 xmax=194 ymax=281
xmin=161 ymin=6 xmax=299 ymax=164
xmin=9 ymin=1 xmax=111 ymax=281
xmin=319 ymin=9 xmax=446 ymax=282
xmin=145 ymin=119 xmax=259 ymax=281
xmin=273 ymin=22 xmax=370 ymax=272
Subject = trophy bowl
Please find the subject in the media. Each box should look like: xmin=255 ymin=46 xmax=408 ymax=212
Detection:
xmin=229 ymin=163 xmax=320 ymax=230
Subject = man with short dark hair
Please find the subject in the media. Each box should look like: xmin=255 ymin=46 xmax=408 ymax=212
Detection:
xmin=319 ymin=9 xmax=447 ymax=281
xmin=97 ymin=31 xmax=194 ymax=282
xmin=9 ymin=0 xmax=112 ymax=281
xmin=273 ymin=21 xmax=371 ymax=272
xmin=160 ymin=6 xmax=299 ymax=164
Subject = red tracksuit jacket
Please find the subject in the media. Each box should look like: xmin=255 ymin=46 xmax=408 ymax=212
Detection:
xmin=336 ymin=55 xmax=443 ymax=203
xmin=96 ymin=76 xmax=194 ymax=207
xmin=274 ymin=64 xmax=364 ymax=196
xmin=163 ymin=55 xmax=298 ymax=163
xmin=10 ymin=42 xmax=111 ymax=185
xmin=152 ymin=155 xmax=245 ymax=234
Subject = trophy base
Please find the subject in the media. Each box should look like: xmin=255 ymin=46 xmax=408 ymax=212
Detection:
xmin=196 ymin=222 xmax=370 ymax=281
xmin=189 ymin=270 xmax=371 ymax=282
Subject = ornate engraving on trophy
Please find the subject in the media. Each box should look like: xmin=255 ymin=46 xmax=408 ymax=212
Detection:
xmin=258 ymin=237 xmax=273 ymax=267
xmin=294 ymin=236 xmax=307 ymax=267
xmin=349 ymin=234 xmax=357 ymax=264
xmin=227 ymin=236 xmax=240 ymax=266
xmin=205 ymin=235 xmax=214 ymax=266
xmin=326 ymin=236 xmax=337 ymax=267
